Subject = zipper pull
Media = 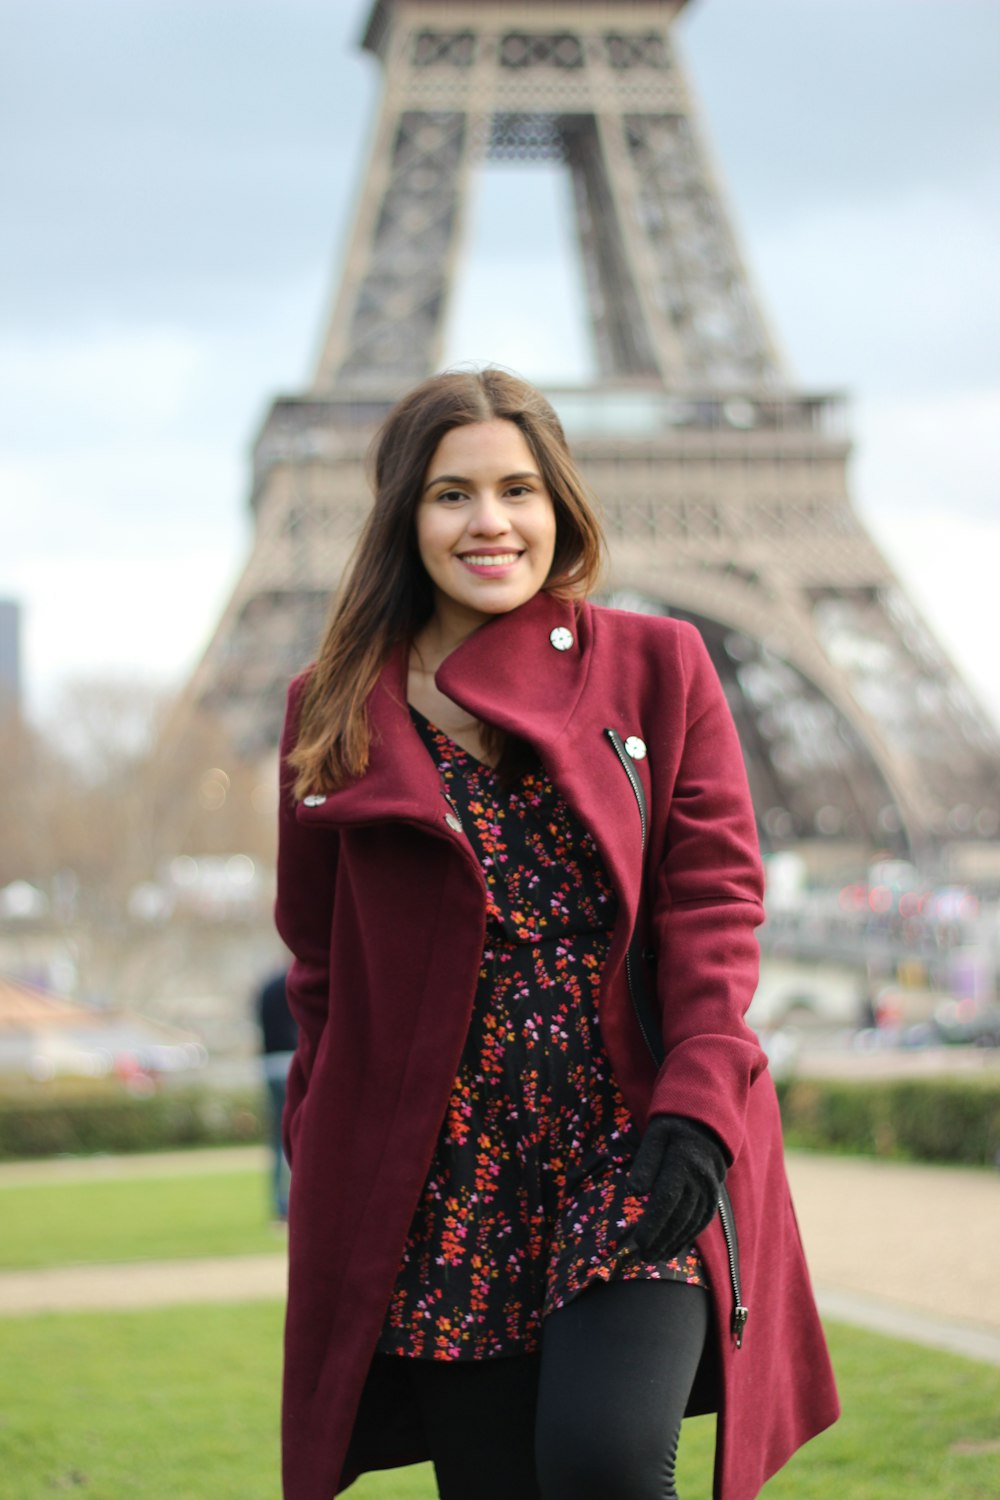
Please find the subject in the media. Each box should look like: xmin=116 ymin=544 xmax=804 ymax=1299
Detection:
xmin=732 ymin=1304 xmax=749 ymax=1349
xmin=441 ymin=790 xmax=463 ymax=834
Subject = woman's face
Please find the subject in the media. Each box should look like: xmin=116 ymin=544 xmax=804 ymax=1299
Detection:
xmin=416 ymin=419 xmax=557 ymax=635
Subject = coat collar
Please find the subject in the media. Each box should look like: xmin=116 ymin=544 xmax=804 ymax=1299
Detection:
xmin=305 ymin=592 xmax=593 ymax=830
xmin=436 ymin=590 xmax=591 ymax=743
xmin=303 ymin=589 xmax=644 ymax=940
xmin=439 ymin=592 xmax=642 ymax=927
xmin=305 ymin=637 xmax=438 ymax=829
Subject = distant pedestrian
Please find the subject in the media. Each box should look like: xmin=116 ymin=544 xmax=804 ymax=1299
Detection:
xmin=256 ymin=968 xmax=296 ymax=1221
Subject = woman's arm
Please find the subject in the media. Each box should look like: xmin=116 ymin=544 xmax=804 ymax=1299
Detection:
xmin=647 ymin=622 xmax=767 ymax=1166
xmin=273 ymin=675 xmax=339 ymax=1165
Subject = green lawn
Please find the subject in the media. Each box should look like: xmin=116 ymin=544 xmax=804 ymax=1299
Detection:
xmin=0 ymin=1310 xmax=997 ymax=1499
xmin=0 ymin=1167 xmax=278 ymax=1269
xmin=3 ymin=1159 xmax=998 ymax=1495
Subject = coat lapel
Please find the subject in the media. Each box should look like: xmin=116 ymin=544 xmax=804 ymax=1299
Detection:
xmin=300 ymin=641 xmax=445 ymax=831
xmin=437 ymin=593 xmax=648 ymax=931
xmin=435 ymin=591 xmax=591 ymax=745
xmin=299 ymin=591 xmax=648 ymax=931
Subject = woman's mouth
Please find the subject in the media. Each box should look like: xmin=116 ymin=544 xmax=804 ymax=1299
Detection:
xmin=458 ymin=551 xmax=522 ymax=575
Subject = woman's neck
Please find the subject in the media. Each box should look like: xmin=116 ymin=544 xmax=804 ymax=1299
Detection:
xmin=407 ymin=613 xmax=497 ymax=761
xmin=410 ymin=608 xmax=484 ymax=674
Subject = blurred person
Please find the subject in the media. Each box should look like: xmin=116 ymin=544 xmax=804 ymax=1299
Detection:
xmin=856 ymin=980 xmax=878 ymax=1032
xmin=274 ymin=369 xmax=838 ymax=1500
xmin=256 ymin=967 xmax=296 ymax=1222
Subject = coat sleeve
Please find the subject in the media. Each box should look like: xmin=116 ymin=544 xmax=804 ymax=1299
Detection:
xmin=647 ymin=622 xmax=768 ymax=1165
xmin=273 ymin=675 xmax=338 ymax=1166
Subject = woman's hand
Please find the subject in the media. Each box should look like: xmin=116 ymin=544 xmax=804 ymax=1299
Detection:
xmin=627 ymin=1115 xmax=728 ymax=1262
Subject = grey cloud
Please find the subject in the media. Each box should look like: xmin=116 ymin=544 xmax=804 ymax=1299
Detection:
xmin=682 ymin=0 xmax=1000 ymax=219
xmin=2 ymin=0 xmax=375 ymax=327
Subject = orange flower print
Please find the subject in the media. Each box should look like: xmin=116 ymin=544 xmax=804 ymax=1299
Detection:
xmin=376 ymin=709 xmax=706 ymax=1364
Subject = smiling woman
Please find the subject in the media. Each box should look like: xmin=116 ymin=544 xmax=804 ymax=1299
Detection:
xmin=273 ymin=367 xmax=838 ymax=1500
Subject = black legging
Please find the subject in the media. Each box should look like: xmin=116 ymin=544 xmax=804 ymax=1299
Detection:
xmin=395 ymin=1278 xmax=710 ymax=1500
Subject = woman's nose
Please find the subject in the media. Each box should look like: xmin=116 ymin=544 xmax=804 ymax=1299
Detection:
xmin=469 ymin=493 xmax=511 ymax=534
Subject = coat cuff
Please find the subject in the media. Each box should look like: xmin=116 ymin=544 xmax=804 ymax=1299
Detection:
xmin=648 ymin=1034 xmax=768 ymax=1165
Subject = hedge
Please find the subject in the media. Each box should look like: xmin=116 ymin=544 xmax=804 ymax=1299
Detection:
xmin=0 ymin=1086 xmax=264 ymax=1160
xmin=774 ymin=1075 xmax=1000 ymax=1168
xmin=1 ymin=1077 xmax=998 ymax=1167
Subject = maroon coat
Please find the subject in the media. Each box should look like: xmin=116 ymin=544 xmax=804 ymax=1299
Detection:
xmin=275 ymin=590 xmax=839 ymax=1500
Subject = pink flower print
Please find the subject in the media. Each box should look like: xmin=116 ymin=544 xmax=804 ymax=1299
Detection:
xmin=377 ymin=725 xmax=705 ymax=1363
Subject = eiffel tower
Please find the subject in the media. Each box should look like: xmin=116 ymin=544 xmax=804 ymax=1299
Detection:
xmin=186 ymin=0 xmax=999 ymax=864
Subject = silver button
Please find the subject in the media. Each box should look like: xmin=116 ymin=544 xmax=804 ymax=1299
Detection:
xmin=302 ymin=794 xmax=327 ymax=806
xmin=549 ymin=626 xmax=574 ymax=651
xmin=445 ymin=812 xmax=463 ymax=833
xmin=624 ymin=736 xmax=647 ymax=761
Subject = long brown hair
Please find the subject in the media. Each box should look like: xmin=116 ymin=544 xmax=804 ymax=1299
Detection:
xmin=289 ymin=367 xmax=605 ymax=796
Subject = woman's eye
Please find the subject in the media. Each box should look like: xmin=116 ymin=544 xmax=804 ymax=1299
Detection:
xmin=506 ymin=484 xmax=531 ymax=498
xmin=437 ymin=489 xmax=466 ymax=503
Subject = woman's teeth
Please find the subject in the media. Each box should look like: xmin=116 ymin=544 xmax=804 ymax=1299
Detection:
xmin=461 ymin=553 xmax=519 ymax=566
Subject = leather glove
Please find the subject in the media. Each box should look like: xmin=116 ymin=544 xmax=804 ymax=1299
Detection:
xmin=626 ymin=1114 xmax=728 ymax=1262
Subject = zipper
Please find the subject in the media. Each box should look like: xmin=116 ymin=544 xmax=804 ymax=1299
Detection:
xmin=605 ymin=728 xmax=648 ymax=848
xmin=606 ymin=725 xmax=748 ymax=1349
xmin=717 ymin=1184 xmax=748 ymax=1347
xmin=604 ymin=729 xmax=662 ymax=1061
xmin=623 ymin=948 xmax=662 ymax=1064
xmin=605 ymin=728 xmax=658 ymax=1055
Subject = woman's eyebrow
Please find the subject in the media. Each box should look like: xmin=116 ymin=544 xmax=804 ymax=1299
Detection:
xmin=422 ymin=470 xmax=541 ymax=493
xmin=422 ymin=473 xmax=467 ymax=493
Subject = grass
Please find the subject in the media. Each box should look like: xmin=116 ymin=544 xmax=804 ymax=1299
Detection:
xmin=0 ymin=1303 xmax=285 ymax=1500
xmin=0 ymin=1310 xmax=997 ymax=1499
xmin=3 ymin=1157 xmax=998 ymax=1495
xmin=0 ymin=1167 xmax=278 ymax=1269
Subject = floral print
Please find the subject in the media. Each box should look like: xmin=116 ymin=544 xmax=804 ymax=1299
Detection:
xmin=377 ymin=711 xmax=706 ymax=1362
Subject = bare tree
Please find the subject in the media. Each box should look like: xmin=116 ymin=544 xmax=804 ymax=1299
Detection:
xmin=1 ymin=678 xmax=279 ymax=1016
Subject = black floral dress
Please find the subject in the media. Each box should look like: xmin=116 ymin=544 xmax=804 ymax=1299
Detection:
xmin=377 ymin=710 xmax=707 ymax=1362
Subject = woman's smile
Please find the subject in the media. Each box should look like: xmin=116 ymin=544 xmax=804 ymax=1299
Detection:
xmin=458 ymin=548 xmax=524 ymax=574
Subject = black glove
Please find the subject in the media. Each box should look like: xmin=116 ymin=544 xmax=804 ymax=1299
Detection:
xmin=626 ymin=1114 xmax=728 ymax=1262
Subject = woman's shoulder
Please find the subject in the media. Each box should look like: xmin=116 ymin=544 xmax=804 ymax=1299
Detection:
xmin=283 ymin=666 xmax=315 ymax=714
xmin=581 ymin=603 xmax=717 ymax=712
xmin=289 ymin=662 xmax=318 ymax=690
xmin=279 ymin=665 xmax=318 ymax=753
xmin=585 ymin=601 xmax=705 ymax=658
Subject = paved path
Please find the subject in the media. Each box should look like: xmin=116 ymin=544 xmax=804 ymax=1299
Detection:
xmin=0 ymin=1143 xmax=269 ymax=1184
xmin=783 ymin=1153 xmax=1000 ymax=1332
xmin=2 ymin=1147 xmax=998 ymax=1364
xmin=0 ymin=1252 xmax=287 ymax=1316
xmin=782 ymin=1153 xmax=1000 ymax=1366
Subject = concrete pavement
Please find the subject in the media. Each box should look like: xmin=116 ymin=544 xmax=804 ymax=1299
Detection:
xmin=783 ymin=1152 xmax=1000 ymax=1366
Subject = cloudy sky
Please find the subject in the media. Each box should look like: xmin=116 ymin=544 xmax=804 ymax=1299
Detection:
xmin=2 ymin=0 xmax=998 ymax=725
